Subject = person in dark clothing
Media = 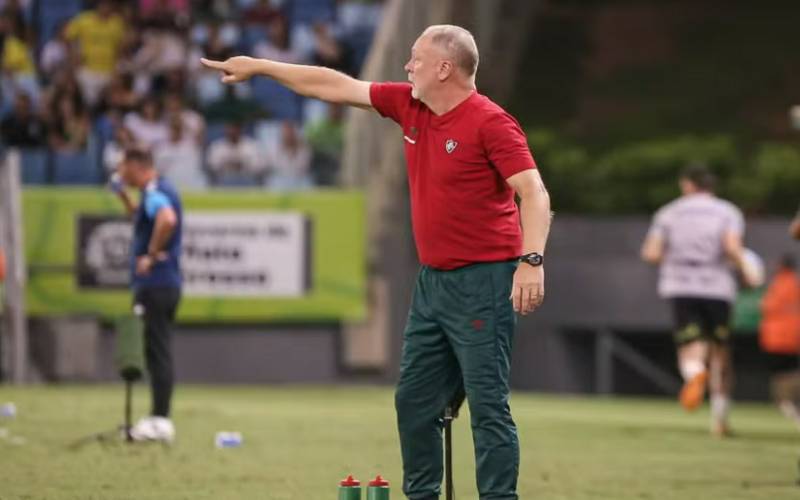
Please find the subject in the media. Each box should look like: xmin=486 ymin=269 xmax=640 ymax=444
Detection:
xmin=0 ymin=93 xmax=45 ymax=147
xmin=110 ymin=147 xmax=183 ymax=442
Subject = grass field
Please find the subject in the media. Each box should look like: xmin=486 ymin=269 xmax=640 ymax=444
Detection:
xmin=0 ymin=385 xmax=798 ymax=500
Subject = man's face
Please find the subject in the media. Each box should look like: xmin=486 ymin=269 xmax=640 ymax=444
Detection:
xmin=225 ymin=125 xmax=241 ymax=142
xmin=404 ymin=36 xmax=443 ymax=101
xmin=117 ymin=160 xmax=139 ymax=187
xmin=164 ymin=95 xmax=181 ymax=114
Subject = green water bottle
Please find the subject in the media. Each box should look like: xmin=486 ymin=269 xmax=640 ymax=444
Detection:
xmin=338 ymin=475 xmax=361 ymax=500
xmin=367 ymin=475 xmax=390 ymax=500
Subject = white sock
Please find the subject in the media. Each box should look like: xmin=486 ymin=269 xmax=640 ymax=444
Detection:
xmin=711 ymin=394 xmax=730 ymax=424
xmin=680 ymin=359 xmax=706 ymax=381
xmin=778 ymin=400 xmax=800 ymax=422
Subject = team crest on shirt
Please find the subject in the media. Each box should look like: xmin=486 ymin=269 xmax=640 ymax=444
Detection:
xmin=445 ymin=139 xmax=458 ymax=154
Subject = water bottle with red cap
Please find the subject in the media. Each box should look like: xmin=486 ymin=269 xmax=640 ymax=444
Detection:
xmin=367 ymin=475 xmax=390 ymax=500
xmin=338 ymin=475 xmax=361 ymax=500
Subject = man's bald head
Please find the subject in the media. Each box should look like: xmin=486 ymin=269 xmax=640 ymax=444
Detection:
xmin=421 ymin=25 xmax=479 ymax=78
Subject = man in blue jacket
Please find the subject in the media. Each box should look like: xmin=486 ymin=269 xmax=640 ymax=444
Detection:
xmin=111 ymin=147 xmax=182 ymax=442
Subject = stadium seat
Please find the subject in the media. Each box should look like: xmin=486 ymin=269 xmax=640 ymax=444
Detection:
xmin=52 ymin=151 xmax=102 ymax=185
xmin=287 ymin=0 xmax=336 ymax=25
xmin=33 ymin=0 xmax=82 ymax=46
xmin=239 ymin=26 xmax=268 ymax=52
xmin=253 ymin=119 xmax=284 ymax=151
xmin=303 ymin=99 xmax=330 ymax=125
xmin=205 ymin=122 xmax=228 ymax=143
xmin=195 ymin=73 xmax=227 ymax=107
xmin=250 ymin=78 xmax=302 ymax=121
xmin=190 ymin=23 xmax=210 ymax=46
xmin=94 ymin=115 xmax=116 ymax=144
xmin=234 ymin=0 xmax=258 ymax=8
xmin=20 ymin=148 xmax=49 ymax=185
xmin=344 ymin=27 xmax=376 ymax=73
xmin=290 ymin=23 xmax=318 ymax=58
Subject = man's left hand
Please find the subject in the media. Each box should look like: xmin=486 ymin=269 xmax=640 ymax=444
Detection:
xmin=135 ymin=253 xmax=166 ymax=276
xmin=510 ymin=264 xmax=545 ymax=315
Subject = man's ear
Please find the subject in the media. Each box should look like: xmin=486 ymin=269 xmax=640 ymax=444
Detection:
xmin=438 ymin=60 xmax=455 ymax=81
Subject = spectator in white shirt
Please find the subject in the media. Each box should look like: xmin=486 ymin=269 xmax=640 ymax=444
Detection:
xmin=207 ymin=122 xmax=265 ymax=184
xmin=39 ymin=22 xmax=72 ymax=82
xmin=163 ymin=92 xmax=205 ymax=146
xmin=252 ymin=16 xmax=304 ymax=64
xmin=124 ymin=95 xmax=169 ymax=148
xmin=267 ymin=120 xmax=312 ymax=191
xmin=154 ymin=115 xmax=205 ymax=189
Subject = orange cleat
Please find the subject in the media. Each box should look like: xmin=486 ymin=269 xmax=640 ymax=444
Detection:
xmin=679 ymin=371 xmax=708 ymax=411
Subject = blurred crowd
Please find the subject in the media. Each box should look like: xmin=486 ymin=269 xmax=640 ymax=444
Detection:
xmin=0 ymin=0 xmax=383 ymax=189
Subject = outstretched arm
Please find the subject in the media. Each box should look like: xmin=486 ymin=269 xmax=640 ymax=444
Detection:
xmin=201 ymin=56 xmax=373 ymax=109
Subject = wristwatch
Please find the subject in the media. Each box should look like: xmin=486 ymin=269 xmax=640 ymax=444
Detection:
xmin=519 ymin=252 xmax=544 ymax=267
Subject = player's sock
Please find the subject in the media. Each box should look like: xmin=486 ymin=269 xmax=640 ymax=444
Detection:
xmin=778 ymin=400 xmax=800 ymax=430
xmin=679 ymin=359 xmax=705 ymax=382
xmin=710 ymin=394 xmax=730 ymax=424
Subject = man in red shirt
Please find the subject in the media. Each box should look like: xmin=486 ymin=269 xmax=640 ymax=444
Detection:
xmin=202 ymin=24 xmax=551 ymax=500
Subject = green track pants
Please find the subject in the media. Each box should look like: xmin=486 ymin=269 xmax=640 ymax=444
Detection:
xmin=396 ymin=260 xmax=519 ymax=500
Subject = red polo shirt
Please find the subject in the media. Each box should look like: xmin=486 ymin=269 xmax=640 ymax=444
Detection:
xmin=370 ymin=82 xmax=536 ymax=270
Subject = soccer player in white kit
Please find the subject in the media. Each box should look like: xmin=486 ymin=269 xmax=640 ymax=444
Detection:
xmin=641 ymin=165 xmax=758 ymax=437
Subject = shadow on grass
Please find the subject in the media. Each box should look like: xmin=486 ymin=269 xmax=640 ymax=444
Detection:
xmin=613 ymin=422 xmax=800 ymax=444
xmin=671 ymin=478 xmax=800 ymax=490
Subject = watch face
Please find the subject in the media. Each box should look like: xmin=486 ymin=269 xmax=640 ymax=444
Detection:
xmin=523 ymin=253 xmax=543 ymax=266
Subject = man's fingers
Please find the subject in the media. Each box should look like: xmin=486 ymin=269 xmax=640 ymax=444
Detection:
xmin=521 ymin=285 xmax=534 ymax=315
xmin=512 ymin=276 xmax=546 ymax=314
xmin=200 ymin=57 xmax=238 ymax=83
xmin=530 ymin=285 xmax=540 ymax=312
xmin=512 ymin=284 xmax=543 ymax=314
xmin=533 ymin=283 xmax=544 ymax=306
xmin=200 ymin=58 xmax=225 ymax=70
xmin=520 ymin=282 xmax=545 ymax=314
xmin=511 ymin=286 xmax=522 ymax=312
